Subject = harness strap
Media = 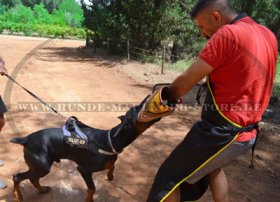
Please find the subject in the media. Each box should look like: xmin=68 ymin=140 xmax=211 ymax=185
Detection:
xmin=97 ymin=148 xmax=117 ymax=156
xmin=231 ymin=123 xmax=259 ymax=133
xmin=231 ymin=123 xmax=260 ymax=169
xmin=72 ymin=120 xmax=88 ymax=140
xmin=87 ymin=139 xmax=117 ymax=156
xmin=249 ymin=125 xmax=260 ymax=169
xmin=108 ymin=130 xmax=119 ymax=154
xmin=196 ymin=82 xmax=207 ymax=105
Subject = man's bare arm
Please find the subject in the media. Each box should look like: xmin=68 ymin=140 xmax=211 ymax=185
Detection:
xmin=167 ymin=58 xmax=214 ymax=100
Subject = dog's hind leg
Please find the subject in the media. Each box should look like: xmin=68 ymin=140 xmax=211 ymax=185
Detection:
xmin=13 ymin=167 xmax=51 ymax=201
xmin=77 ymin=166 xmax=95 ymax=202
xmin=27 ymin=163 xmax=52 ymax=194
xmin=13 ymin=148 xmax=52 ymax=201
xmin=30 ymin=178 xmax=52 ymax=194
xmin=13 ymin=167 xmax=49 ymax=201
xmin=13 ymin=171 xmax=30 ymax=201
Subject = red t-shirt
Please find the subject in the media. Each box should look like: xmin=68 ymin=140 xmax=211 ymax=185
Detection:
xmin=199 ymin=16 xmax=278 ymax=142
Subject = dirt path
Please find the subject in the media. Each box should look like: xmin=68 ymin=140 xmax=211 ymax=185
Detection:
xmin=0 ymin=35 xmax=279 ymax=202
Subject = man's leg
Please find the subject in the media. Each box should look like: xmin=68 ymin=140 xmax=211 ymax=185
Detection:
xmin=163 ymin=168 xmax=229 ymax=202
xmin=0 ymin=159 xmax=7 ymax=189
xmin=163 ymin=187 xmax=180 ymax=202
xmin=0 ymin=112 xmax=7 ymax=189
xmin=209 ymin=168 xmax=229 ymax=202
xmin=185 ymin=139 xmax=255 ymax=202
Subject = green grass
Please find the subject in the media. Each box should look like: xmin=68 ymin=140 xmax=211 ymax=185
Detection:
xmin=167 ymin=59 xmax=194 ymax=72
xmin=275 ymin=56 xmax=280 ymax=83
xmin=272 ymin=55 xmax=280 ymax=96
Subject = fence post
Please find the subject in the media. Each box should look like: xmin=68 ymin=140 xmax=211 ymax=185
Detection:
xmin=161 ymin=45 xmax=166 ymax=74
xmin=107 ymin=38 xmax=110 ymax=51
xmin=127 ymin=38 xmax=130 ymax=61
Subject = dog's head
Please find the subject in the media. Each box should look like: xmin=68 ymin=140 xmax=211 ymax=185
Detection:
xmin=118 ymin=102 xmax=160 ymax=134
xmin=110 ymin=97 xmax=160 ymax=152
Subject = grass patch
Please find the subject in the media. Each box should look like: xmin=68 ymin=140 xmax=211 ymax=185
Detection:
xmin=272 ymin=56 xmax=280 ymax=96
xmin=167 ymin=59 xmax=194 ymax=72
xmin=275 ymin=56 xmax=280 ymax=83
xmin=273 ymin=85 xmax=280 ymax=96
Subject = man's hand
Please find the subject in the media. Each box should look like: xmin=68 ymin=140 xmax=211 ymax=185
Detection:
xmin=0 ymin=57 xmax=8 ymax=76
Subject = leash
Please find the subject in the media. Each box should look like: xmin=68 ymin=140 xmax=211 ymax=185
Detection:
xmin=5 ymin=74 xmax=67 ymax=120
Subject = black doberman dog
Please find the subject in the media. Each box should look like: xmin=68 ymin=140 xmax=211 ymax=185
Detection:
xmin=10 ymin=99 xmax=159 ymax=202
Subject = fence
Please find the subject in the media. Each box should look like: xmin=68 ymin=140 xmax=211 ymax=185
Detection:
xmin=87 ymin=38 xmax=193 ymax=74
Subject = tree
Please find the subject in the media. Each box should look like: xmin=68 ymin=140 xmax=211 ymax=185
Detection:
xmin=50 ymin=0 xmax=84 ymax=27
xmin=21 ymin=0 xmax=41 ymax=8
xmin=20 ymin=0 xmax=62 ymax=13
xmin=43 ymin=0 xmax=62 ymax=13
xmin=81 ymin=0 xmax=279 ymax=57
xmin=0 ymin=0 xmax=22 ymax=8
xmin=231 ymin=0 xmax=280 ymax=50
xmin=4 ymin=4 xmax=35 ymax=24
xmin=33 ymin=3 xmax=53 ymax=24
xmin=56 ymin=0 xmax=84 ymax=27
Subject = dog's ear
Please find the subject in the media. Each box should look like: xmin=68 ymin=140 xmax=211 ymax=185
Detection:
xmin=118 ymin=115 xmax=125 ymax=122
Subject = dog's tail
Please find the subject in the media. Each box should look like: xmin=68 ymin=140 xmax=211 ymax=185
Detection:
xmin=10 ymin=137 xmax=27 ymax=146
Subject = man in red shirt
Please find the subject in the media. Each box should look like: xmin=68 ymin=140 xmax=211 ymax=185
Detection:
xmin=147 ymin=0 xmax=278 ymax=201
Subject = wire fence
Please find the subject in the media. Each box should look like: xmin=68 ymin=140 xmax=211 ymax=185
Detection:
xmin=86 ymin=37 xmax=194 ymax=74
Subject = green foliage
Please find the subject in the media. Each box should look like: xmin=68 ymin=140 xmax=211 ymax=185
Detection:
xmin=275 ymin=56 xmax=280 ymax=83
xmin=81 ymin=0 xmax=279 ymax=61
xmin=43 ymin=0 xmax=62 ymax=13
xmin=20 ymin=0 xmax=62 ymax=13
xmin=55 ymin=0 xmax=84 ymax=27
xmin=168 ymin=59 xmax=194 ymax=72
xmin=33 ymin=3 xmax=53 ymax=24
xmin=231 ymin=0 xmax=280 ymax=48
xmin=0 ymin=0 xmax=22 ymax=8
xmin=0 ymin=4 xmax=7 ymax=14
xmin=0 ymin=0 xmax=85 ymax=39
xmin=0 ymin=20 xmax=85 ymax=38
xmin=3 ymin=4 xmax=35 ymax=24
xmin=157 ymin=0 xmax=205 ymax=60
xmin=81 ymin=0 xmax=206 ymax=58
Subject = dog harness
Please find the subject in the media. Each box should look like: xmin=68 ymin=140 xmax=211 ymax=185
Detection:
xmin=62 ymin=116 xmax=122 ymax=156
xmin=63 ymin=117 xmax=88 ymax=148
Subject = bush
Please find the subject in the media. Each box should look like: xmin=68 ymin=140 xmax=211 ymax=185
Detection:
xmin=0 ymin=0 xmax=85 ymax=38
xmin=0 ymin=21 xmax=85 ymax=39
xmin=4 ymin=4 xmax=35 ymax=24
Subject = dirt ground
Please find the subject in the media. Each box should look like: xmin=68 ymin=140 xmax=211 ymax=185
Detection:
xmin=0 ymin=35 xmax=279 ymax=202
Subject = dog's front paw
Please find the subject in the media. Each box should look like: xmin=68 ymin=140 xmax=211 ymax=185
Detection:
xmin=86 ymin=196 xmax=94 ymax=202
xmin=39 ymin=186 xmax=52 ymax=194
xmin=13 ymin=190 xmax=23 ymax=202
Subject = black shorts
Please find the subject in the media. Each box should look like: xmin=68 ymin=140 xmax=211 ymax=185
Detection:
xmin=0 ymin=96 xmax=7 ymax=114
xmin=147 ymin=120 xmax=250 ymax=202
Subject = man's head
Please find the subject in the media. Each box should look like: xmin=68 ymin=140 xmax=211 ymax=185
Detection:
xmin=190 ymin=0 xmax=237 ymax=38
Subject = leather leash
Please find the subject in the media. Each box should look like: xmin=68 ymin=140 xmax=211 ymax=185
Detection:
xmin=5 ymin=74 xmax=67 ymax=120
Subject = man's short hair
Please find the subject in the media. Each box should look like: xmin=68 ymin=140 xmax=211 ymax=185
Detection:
xmin=190 ymin=0 xmax=235 ymax=19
